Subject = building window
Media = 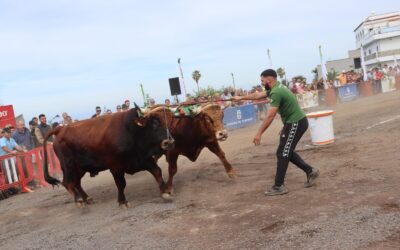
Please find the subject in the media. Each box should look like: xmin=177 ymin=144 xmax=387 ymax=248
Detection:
xmin=376 ymin=46 xmax=379 ymax=52
xmin=369 ymin=49 xmax=371 ymax=55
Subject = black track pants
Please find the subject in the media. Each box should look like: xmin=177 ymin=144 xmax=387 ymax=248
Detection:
xmin=275 ymin=117 xmax=313 ymax=187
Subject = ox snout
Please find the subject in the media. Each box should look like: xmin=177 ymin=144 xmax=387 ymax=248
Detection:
xmin=161 ymin=138 xmax=175 ymax=150
xmin=215 ymin=129 xmax=228 ymax=141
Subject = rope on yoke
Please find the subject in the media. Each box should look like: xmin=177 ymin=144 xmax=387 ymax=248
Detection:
xmin=162 ymin=106 xmax=174 ymax=143
xmin=158 ymin=97 xmax=269 ymax=108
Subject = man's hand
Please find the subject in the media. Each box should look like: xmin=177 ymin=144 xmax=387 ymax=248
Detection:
xmin=231 ymin=96 xmax=243 ymax=101
xmin=253 ymin=132 xmax=262 ymax=146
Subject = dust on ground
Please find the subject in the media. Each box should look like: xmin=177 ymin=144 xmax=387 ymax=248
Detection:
xmin=1 ymin=91 xmax=400 ymax=250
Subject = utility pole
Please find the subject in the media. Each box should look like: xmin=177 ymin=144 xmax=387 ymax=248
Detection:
xmin=231 ymin=72 xmax=236 ymax=90
xmin=177 ymin=58 xmax=187 ymax=100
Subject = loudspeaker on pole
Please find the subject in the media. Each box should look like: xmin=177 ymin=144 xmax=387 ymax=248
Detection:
xmin=169 ymin=77 xmax=182 ymax=96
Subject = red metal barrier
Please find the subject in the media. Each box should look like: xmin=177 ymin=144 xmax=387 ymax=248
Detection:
xmin=0 ymin=154 xmax=32 ymax=193
xmin=0 ymin=145 xmax=62 ymax=193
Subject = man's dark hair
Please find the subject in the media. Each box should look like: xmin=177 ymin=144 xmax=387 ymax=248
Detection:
xmin=29 ymin=120 xmax=36 ymax=126
xmin=95 ymin=106 xmax=101 ymax=110
xmin=260 ymin=69 xmax=277 ymax=78
xmin=39 ymin=114 xmax=45 ymax=119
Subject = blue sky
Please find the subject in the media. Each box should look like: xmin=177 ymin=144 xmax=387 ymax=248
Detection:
xmin=1 ymin=0 xmax=399 ymax=121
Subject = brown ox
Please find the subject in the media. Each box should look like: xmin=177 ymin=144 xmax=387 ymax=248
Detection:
xmin=148 ymin=104 xmax=236 ymax=197
xmin=42 ymin=106 xmax=175 ymax=207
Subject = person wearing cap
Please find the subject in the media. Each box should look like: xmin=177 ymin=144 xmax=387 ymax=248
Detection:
xmin=0 ymin=128 xmax=27 ymax=156
xmin=232 ymin=69 xmax=319 ymax=196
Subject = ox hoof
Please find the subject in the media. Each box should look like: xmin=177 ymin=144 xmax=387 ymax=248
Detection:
xmin=227 ymin=170 xmax=237 ymax=179
xmin=85 ymin=197 xmax=95 ymax=205
xmin=119 ymin=201 xmax=130 ymax=209
xmin=75 ymin=200 xmax=86 ymax=208
xmin=161 ymin=193 xmax=173 ymax=201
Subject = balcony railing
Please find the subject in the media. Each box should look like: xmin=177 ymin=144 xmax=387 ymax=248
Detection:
xmin=359 ymin=25 xmax=400 ymax=44
xmin=364 ymin=48 xmax=400 ymax=61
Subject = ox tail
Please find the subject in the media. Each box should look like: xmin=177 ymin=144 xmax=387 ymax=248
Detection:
xmin=43 ymin=127 xmax=62 ymax=186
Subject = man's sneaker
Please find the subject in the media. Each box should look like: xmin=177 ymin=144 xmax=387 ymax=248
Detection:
xmin=305 ymin=167 xmax=320 ymax=188
xmin=264 ymin=185 xmax=289 ymax=196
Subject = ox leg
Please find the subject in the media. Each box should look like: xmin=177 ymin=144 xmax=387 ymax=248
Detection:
xmin=62 ymin=168 xmax=85 ymax=207
xmin=165 ymin=152 xmax=179 ymax=195
xmin=75 ymin=174 xmax=94 ymax=205
xmin=111 ymin=171 xmax=129 ymax=208
xmin=207 ymin=142 xmax=236 ymax=178
xmin=146 ymin=161 xmax=171 ymax=201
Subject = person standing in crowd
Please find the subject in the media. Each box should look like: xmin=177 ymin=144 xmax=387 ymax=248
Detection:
xmin=233 ymin=69 xmax=319 ymax=196
xmin=373 ymin=68 xmax=383 ymax=94
xmin=338 ymin=70 xmax=347 ymax=85
xmin=116 ymin=105 xmax=122 ymax=112
xmin=62 ymin=112 xmax=73 ymax=125
xmin=121 ymin=104 xmax=129 ymax=112
xmin=165 ymin=99 xmax=171 ymax=107
xmin=149 ymin=98 xmax=156 ymax=108
xmin=124 ymin=100 xmax=130 ymax=109
xmin=106 ymin=109 xmax=112 ymax=114
xmin=29 ymin=120 xmax=39 ymax=148
xmin=12 ymin=121 xmax=33 ymax=151
xmin=0 ymin=128 xmax=27 ymax=156
xmin=34 ymin=114 xmax=53 ymax=145
xmin=91 ymin=106 xmax=102 ymax=118
xmin=31 ymin=117 xmax=39 ymax=125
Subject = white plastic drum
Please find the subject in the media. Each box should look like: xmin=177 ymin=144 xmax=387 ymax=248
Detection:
xmin=306 ymin=110 xmax=335 ymax=145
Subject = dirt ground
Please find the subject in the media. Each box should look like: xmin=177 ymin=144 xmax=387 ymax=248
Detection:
xmin=1 ymin=91 xmax=400 ymax=250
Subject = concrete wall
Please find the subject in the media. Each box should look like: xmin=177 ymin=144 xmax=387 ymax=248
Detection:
xmin=379 ymin=36 xmax=400 ymax=51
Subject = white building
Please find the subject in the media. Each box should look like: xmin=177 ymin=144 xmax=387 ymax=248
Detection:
xmin=354 ymin=11 xmax=400 ymax=69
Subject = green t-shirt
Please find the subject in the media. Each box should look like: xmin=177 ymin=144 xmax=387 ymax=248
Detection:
xmin=266 ymin=82 xmax=305 ymax=124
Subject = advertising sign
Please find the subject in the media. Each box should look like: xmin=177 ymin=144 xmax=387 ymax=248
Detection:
xmin=223 ymin=104 xmax=257 ymax=130
xmin=0 ymin=105 xmax=17 ymax=129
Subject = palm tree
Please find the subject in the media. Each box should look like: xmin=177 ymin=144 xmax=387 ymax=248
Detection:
xmin=276 ymin=67 xmax=285 ymax=80
xmin=327 ymin=69 xmax=338 ymax=81
xmin=192 ymin=70 xmax=201 ymax=93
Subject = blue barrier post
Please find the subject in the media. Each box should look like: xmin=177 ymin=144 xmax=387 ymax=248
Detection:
xmin=337 ymin=83 xmax=359 ymax=102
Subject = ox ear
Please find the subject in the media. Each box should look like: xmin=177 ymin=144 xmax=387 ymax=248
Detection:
xmin=221 ymin=105 xmax=227 ymax=110
xmin=133 ymin=117 xmax=147 ymax=127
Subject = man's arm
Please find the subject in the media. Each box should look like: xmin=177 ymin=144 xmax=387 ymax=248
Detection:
xmin=2 ymin=146 xmax=16 ymax=154
xmin=253 ymin=107 xmax=278 ymax=146
xmin=232 ymin=91 xmax=268 ymax=101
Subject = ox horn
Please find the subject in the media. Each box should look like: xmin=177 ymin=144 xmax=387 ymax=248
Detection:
xmin=134 ymin=102 xmax=144 ymax=117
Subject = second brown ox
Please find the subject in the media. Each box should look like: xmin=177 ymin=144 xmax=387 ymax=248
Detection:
xmin=148 ymin=104 xmax=236 ymax=198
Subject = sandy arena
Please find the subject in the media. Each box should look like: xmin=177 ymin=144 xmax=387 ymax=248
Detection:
xmin=1 ymin=91 xmax=400 ymax=250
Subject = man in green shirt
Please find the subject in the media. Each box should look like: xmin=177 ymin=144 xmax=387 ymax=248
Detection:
xmin=233 ymin=69 xmax=319 ymax=195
